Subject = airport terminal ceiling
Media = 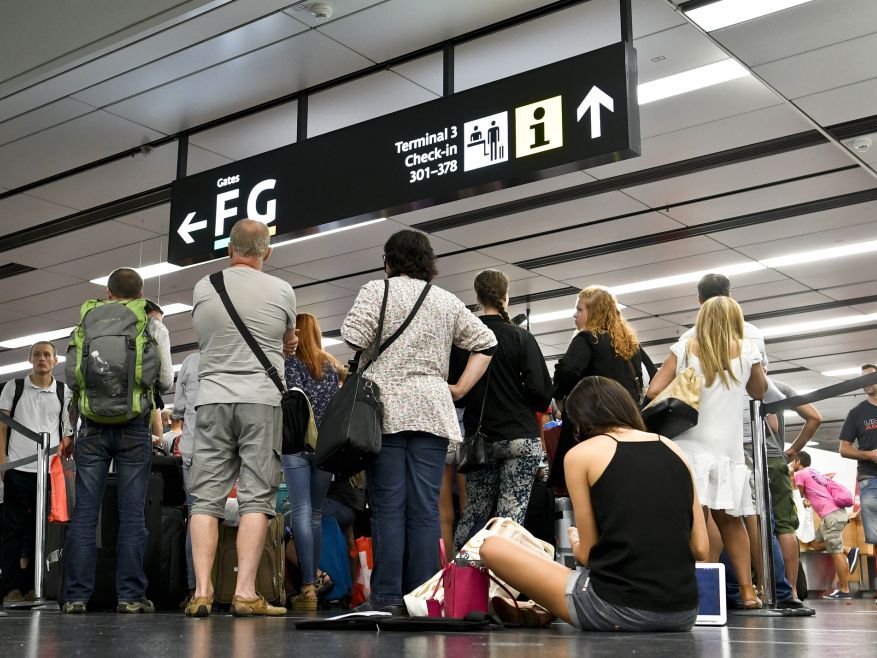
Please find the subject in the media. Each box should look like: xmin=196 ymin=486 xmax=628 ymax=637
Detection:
xmin=1 ymin=0 xmax=876 ymax=449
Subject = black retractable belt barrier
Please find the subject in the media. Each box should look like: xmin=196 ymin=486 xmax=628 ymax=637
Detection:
xmin=0 ymin=410 xmax=58 ymax=611
xmin=741 ymin=371 xmax=877 ymax=618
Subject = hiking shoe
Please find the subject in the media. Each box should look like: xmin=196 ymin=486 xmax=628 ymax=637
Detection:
xmin=231 ymin=594 xmax=286 ymax=617
xmin=848 ymin=547 xmax=860 ymax=573
xmin=62 ymin=601 xmax=87 ymax=614
xmin=117 ymin=599 xmax=155 ymax=613
xmin=822 ymin=590 xmax=852 ymax=600
xmin=185 ymin=596 xmax=213 ymax=618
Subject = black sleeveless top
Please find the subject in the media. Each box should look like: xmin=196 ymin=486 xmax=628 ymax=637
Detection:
xmin=587 ymin=436 xmax=699 ymax=612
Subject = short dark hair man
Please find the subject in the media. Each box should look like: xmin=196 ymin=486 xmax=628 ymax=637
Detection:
xmin=838 ymin=363 xmax=877 ymax=589
xmin=187 ymin=219 xmax=296 ymax=617
xmin=61 ymin=267 xmax=173 ymax=614
xmin=0 ymin=341 xmax=71 ymax=604
xmin=697 ymin=273 xmax=731 ymax=302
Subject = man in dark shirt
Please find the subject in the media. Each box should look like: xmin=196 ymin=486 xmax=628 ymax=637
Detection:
xmin=838 ymin=364 xmax=877 ymax=560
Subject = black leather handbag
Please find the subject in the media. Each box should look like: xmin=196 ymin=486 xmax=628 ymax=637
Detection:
xmin=457 ymin=366 xmax=491 ymax=475
xmin=210 ymin=272 xmax=312 ymax=455
xmin=316 ymin=280 xmax=431 ymax=478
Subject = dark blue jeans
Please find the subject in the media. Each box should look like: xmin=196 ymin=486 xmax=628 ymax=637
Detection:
xmin=723 ymin=510 xmax=793 ymax=604
xmin=63 ymin=419 xmax=152 ymax=604
xmin=366 ymin=432 xmax=448 ymax=607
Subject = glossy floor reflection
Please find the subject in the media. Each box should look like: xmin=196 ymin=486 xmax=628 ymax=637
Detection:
xmin=2 ymin=598 xmax=876 ymax=658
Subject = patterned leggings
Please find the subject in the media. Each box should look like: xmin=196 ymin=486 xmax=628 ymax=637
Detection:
xmin=454 ymin=438 xmax=542 ymax=549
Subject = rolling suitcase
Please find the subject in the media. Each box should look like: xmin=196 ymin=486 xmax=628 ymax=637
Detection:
xmin=213 ymin=513 xmax=285 ymax=606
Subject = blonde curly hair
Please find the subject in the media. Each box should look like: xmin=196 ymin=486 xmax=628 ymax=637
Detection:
xmin=578 ymin=286 xmax=639 ymax=361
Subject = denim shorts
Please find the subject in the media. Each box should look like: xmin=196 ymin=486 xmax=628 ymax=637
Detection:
xmin=565 ymin=570 xmax=697 ymax=632
xmin=859 ymin=477 xmax=877 ymax=545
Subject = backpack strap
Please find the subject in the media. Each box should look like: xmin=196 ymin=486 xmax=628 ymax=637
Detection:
xmin=209 ymin=271 xmax=286 ymax=395
xmin=9 ymin=378 xmax=24 ymax=420
xmin=56 ymin=381 xmax=65 ymax=439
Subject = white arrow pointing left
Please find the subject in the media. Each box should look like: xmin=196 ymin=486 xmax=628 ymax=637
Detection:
xmin=576 ymin=85 xmax=614 ymax=139
xmin=177 ymin=211 xmax=208 ymax=244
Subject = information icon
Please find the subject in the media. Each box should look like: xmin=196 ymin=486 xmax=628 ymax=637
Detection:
xmin=515 ymin=96 xmax=563 ymax=158
xmin=463 ymin=111 xmax=508 ymax=172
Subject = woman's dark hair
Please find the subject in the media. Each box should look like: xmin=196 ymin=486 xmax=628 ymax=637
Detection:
xmin=566 ymin=376 xmax=646 ymax=437
xmin=474 ymin=269 xmax=510 ymax=322
xmin=383 ymin=230 xmax=437 ymax=282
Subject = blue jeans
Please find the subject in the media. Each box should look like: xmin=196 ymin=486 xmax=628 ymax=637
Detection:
xmin=283 ymin=452 xmax=332 ymax=585
xmin=723 ymin=510 xmax=793 ymax=604
xmin=64 ymin=419 xmax=152 ymax=604
xmin=859 ymin=477 xmax=877 ymax=544
xmin=322 ymin=497 xmax=356 ymax=530
xmin=366 ymin=432 xmax=448 ymax=607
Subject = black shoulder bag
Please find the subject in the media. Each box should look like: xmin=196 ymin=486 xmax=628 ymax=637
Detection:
xmin=457 ymin=365 xmax=492 ymax=475
xmin=210 ymin=271 xmax=311 ymax=454
xmin=316 ymin=280 xmax=431 ymax=478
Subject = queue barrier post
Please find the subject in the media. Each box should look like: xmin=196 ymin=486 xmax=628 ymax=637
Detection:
xmin=750 ymin=400 xmax=776 ymax=609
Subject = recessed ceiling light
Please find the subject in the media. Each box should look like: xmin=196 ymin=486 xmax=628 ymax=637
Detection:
xmin=90 ymin=261 xmax=182 ymax=286
xmin=822 ymin=366 xmax=868 ymax=378
xmin=637 ymin=59 xmax=749 ymax=105
xmin=609 ymin=262 xmax=765 ymax=297
xmin=760 ymin=239 xmax=877 ymax=269
xmin=529 ymin=310 xmax=574 ymax=325
xmin=759 ymin=313 xmax=877 ymax=338
xmin=0 ymin=327 xmax=76 ymax=350
xmin=272 ymin=217 xmax=386 ymax=248
xmin=684 ymin=0 xmax=815 ymax=32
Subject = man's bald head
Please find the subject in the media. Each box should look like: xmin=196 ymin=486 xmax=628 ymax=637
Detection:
xmin=229 ymin=219 xmax=271 ymax=259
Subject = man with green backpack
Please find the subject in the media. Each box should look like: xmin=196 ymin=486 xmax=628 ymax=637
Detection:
xmin=61 ymin=267 xmax=174 ymax=613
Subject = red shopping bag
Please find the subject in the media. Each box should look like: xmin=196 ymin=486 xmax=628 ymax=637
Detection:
xmin=48 ymin=454 xmax=75 ymax=522
xmin=350 ymin=537 xmax=373 ymax=607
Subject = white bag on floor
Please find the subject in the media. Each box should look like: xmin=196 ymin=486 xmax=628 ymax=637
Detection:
xmin=793 ymin=490 xmax=815 ymax=543
xmin=404 ymin=517 xmax=555 ymax=617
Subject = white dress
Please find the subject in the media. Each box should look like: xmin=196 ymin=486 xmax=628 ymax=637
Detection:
xmin=670 ymin=337 xmax=760 ymax=517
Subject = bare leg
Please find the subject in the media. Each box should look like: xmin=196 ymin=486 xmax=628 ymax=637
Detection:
xmin=832 ymin=552 xmax=850 ymax=592
xmin=439 ymin=464 xmax=456 ymax=555
xmin=456 ymin=471 xmax=467 ymax=514
xmin=712 ymin=510 xmax=753 ymax=590
xmin=234 ymin=513 xmax=269 ymax=600
xmin=744 ymin=516 xmax=765 ymax=593
xmin=190 ymin=514 xmax=219 ymax=599
xmin=705 ymin=510 xmax=723 ymax=562
xmin=777 ymin=533 xmax=800 ymax=598
xmin=480 ymin=535 xmax=573 ymax=624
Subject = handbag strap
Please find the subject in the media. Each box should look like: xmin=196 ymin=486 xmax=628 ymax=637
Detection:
xmin=474 ymin=365 xmax=493 ymax=433
xmin=209 ymin=271 xmax=286 ymax=395
xmin=362 ymin=281 xmax=432 ymax=372
xmin=625 ymin=354 xmax=642 ymax=398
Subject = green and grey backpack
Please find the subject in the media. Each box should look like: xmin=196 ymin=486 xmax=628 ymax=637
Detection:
xmin=65 ymin=298 xmax=161 ymax=424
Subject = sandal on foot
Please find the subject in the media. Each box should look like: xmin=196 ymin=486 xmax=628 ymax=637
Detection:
xmin=290 ymin=592 xmax=318 ymax=611
xmin=491 ymin=596 xmax=554 ymax=628
xmin=741 ymin=585 xmax=762 ymax=610
xmin=313 ymin=570 xmax=333 ymax=596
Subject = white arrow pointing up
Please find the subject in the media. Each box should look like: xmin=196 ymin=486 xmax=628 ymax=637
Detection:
xmin=576 ymin=86 xmax=614 ymax=139
xmin=177 ymin=211 xmax=208 ymax=244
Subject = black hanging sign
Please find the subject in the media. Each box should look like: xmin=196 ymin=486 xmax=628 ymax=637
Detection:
xmin=168 ymin=41 xmax=639 ymax=266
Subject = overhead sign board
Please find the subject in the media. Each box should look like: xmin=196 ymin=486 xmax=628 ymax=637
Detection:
xmin=168 ymin=41 xmax=639 ymax=266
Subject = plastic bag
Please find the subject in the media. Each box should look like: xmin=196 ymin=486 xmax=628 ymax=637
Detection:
xmin=350 ymin=537 xmax=373 ymax=607
xmin=793 ymin=490 xmax=815 ymax=543
xmin=48 ymin=454 xmax=76 ymax=523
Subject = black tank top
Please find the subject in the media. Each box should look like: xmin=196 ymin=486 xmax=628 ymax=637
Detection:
xmin=587 ymin=436 xmax=699 ymax=612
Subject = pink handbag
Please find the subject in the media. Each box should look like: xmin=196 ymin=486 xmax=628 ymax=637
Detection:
xmin=426 ymin=540 xmax=516 ymax=618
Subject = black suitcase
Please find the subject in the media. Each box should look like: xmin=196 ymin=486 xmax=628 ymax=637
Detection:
xmin=523 ymin=475 xmax=556 ymax=547
xmin=147 ymin=505 xmax=188 ymax=608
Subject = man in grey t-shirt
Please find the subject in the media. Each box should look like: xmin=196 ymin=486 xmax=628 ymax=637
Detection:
xmin=187 ymin=219 xmax=296 ymax=618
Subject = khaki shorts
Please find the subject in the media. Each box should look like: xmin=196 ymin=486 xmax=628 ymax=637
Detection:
xmin=815 ymin=508 xmax=848 ymax=554
xmin=189 ymin=403 xmax=283 ymax=518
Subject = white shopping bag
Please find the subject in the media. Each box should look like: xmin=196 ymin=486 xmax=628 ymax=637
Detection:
xmin=404 ymin=517 xmax=554 ymax=617
xmin=793 ymin=490 xmax=816 ymax=543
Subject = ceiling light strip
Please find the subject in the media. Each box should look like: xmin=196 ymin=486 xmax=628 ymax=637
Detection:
xmin=684 ymin=0 xmax=815 ymax=32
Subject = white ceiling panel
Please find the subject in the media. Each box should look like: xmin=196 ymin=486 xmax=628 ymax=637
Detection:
xmin=391 ymin=53 xmax=443 ymax=97
xmin=821 ymin=281 xmax=877 ymax=301
xmin=189 ymin=101 xmax=298 ymax=161
xmin=293 ymin=283 xmax=360 ymax=308
xmin=772 ymin=251 xmax=877 ymax=290
xmin=454 ymin=0 xmax=617 ymax=92
xmin=0 ymin=192 xmax=77 ymax=238
xmin=623 ymin=143 xmax=852 ymax=209
xmin=587 ymin=103 xmax=811 ymax=179
xmin=266 ymin=220 xmax=405 ymax=270
xmin=634 ymin=23 xmax=727 ymax=84
xmin=0 ymin=269 xmax=83 ymax=304
xmin=0 ymin=98 xmax=95 ymax=148
xmin=665 ymin=168 xmax=877 ymax=226
xmin=434 ymin=263 xmax=534 ymax=296
xmin=713 ymin=202 xmax=877 ymax=248
xmin=639 ymin=76 xmax=782 ymax=140
xmin=307 ymin=71 xmax=438 ymax=138
xmin=435 ymin=189 xmax=649 ymax=247
xmin=104 ymin=31 xmax=373 ymax=135
xmin=795 ymin=76 xmax=877 ymax=126
xmin=27 ymin=142 xmax=176 ymax=211
xmin=767 ymin=328 xmax=877 ymax=362
xmin=735 ymin=222 xmax=877 ymax=261
xmin=185 ymin=144 xmax=233 ymax=176
xmin=283 ymin=1 xmax=386 ymax=28
xmin=0 ymin=110 xmax=164 ymax=190
xmin=713 ymin=0 xmax=877 ymax=67
xmin=0 ymin=281 xmax=103 ymax=317
xmin=755 ymin=32 xmax=877 ymax=101
xmin=319 ymin=0 xmax=558 ymax=65
xmin=42 ymin=234 xmax=165 ymax=281
xmin=477 ymin=211 xmax=681 ymax=263
xmin=531 ymin=234 xmax=725 ymax=282
xmin=631 ymin=0 xmax=685 ymax=37
xmin=114 ymin=204 xmax=172 ymax=236
xmin=298 ymin=295 xmax=359 ymax=321
xmin=71 ymin=12 xmax=306 ymax=109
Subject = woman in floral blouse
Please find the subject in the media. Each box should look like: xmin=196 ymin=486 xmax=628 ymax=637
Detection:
xmin=341 ymin=230 xmax=497 ymax=612
xmin=284 ymin=313 xmax=339 ymax=610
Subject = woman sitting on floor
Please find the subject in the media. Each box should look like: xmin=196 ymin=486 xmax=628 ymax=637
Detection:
xmin=481 ymin=376 xmax=708 ymax=631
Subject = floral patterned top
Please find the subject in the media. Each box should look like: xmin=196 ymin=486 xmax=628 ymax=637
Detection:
xmin=341 ymin=276 xmax=497 ymax=442
xmin=284 ymin=356 xmax=339 ymax=429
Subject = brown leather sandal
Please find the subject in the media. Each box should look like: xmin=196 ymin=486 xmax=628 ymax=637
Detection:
xmin=491 ymin=596 xmax=554 ymax=628
xmin=741 ymin=585 xmax=762 ymax=610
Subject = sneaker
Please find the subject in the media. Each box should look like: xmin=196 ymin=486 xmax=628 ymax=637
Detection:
xmin=184 ymin=596 xmax=213 ymax=618
xmin=847 ymin=547 xmax=860 ymax=574
xmin=62 ymin=601 xmax=87 ymax=614
xmin=822 ymin=590 xmax=852 ymax=600
xmin=231 ymin=594 xmax=286 ymax=617
xmin=117 ymin=599 xmax=156 ymax=613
